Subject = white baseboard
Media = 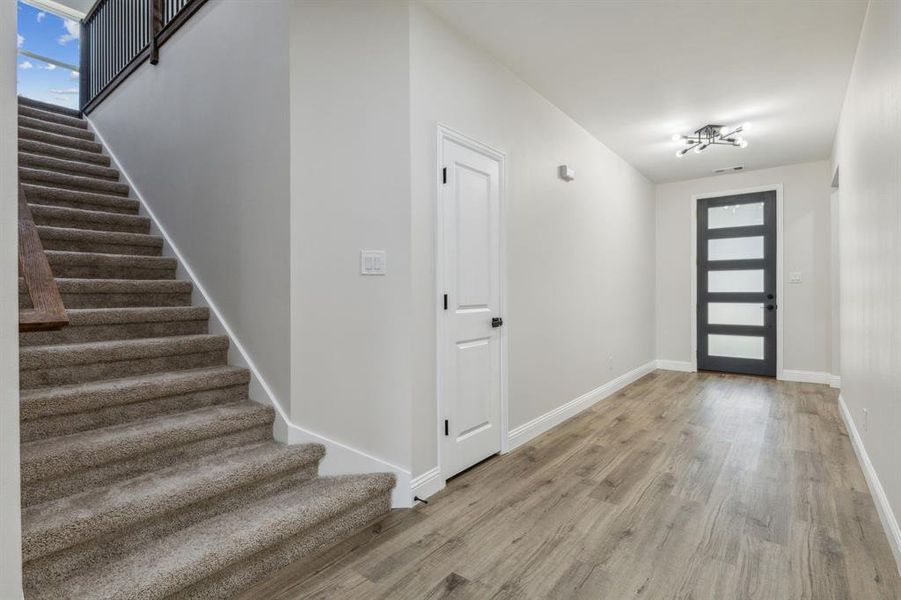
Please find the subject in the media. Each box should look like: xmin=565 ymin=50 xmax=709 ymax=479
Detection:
xmin=88 ymin=119 xmax=413 ymax=509
xmin=829 ymin=374 xmax=841 ymax=389
xmin=507 ymin=360 xmax=657 ymax=451
xmin=655 ymin=359 xmax=694 ymax=372
xmin=410 ymin=467 xmax=444 ymax=502
xmin=839 ymin=395 xmax=901 ymax=576
xmin=780 ymin=369 xmax=832 ymax=385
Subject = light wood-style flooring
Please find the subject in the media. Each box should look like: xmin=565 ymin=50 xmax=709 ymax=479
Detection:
xmin=239 ymin=370 xmax=901 ymax=599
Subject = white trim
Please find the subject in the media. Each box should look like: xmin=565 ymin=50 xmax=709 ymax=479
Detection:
xmin=410 ymin=467 xmax=445 ymax=501
xmin=838 ymin=395 xmax=901 ymax=575
xmin=829 ymin=374 xmax=841 ymax=389
xmin=22 ymin=0 xmax=84 ymax=20
xmin=435 ymin=124 xmax=508 ymax=481
xmin=780 ymin=369 xmax=831 ymax=385
xmin=507 ymin=361 xmax=657 ymax=451
xmin=655 ymin=359 xmax=695 ymax=372
xmin=87 ymin=118 xmax=413 ymax=509
xmin=690 ymin=184 xmax=784 ymax=378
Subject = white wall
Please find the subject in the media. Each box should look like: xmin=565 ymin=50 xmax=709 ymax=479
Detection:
xmin=1 ymin=1 xmax=23 ymax=595
xmin=410 ymin=4 xmax=656 ymax=477
xmin=88 ymin=0 xmax=293 ymax=410
xmin=288 ymin=1 xmax=412 ymax=471
xmin=655 ymin=161 xmax=834 ymax=376
xmin=833 ymin=0 xmax=901 ymax=564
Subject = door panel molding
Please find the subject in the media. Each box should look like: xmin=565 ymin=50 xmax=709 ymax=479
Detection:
xmin=690 ymin=184 xmax=784 ymax=379
xmin=435 ymin=124 xmax=508 ymax=483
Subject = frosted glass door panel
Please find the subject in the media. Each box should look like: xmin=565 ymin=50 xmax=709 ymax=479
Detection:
xmin=708 ymin=236 xmax=764 ymax=261
xmin=708 ymin=303 xmax=764 ymax=326
xmin=708 ymin=202 xmax=764 ymax=229
xmin=708 ymin=334 xmax=764 ymax=359
xmin=708 ymin=270 xmax=764 ymax=293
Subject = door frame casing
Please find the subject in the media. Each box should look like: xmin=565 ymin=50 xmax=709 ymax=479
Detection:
xmin=435 ymin=124 xmax=509 ymax=483
xmin=690 ymin=184 xmax=784 ymax=379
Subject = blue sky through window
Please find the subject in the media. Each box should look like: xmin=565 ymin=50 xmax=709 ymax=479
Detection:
xmin=17 ymin=0 xmax=81 ymax=109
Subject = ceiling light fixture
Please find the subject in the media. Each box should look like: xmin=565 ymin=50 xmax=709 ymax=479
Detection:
xmin=672 ymin=123 xmax=750 ymax=158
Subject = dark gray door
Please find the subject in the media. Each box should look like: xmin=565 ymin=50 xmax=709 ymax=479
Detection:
xmin=697 ymin=191 xmax=777 ymax=376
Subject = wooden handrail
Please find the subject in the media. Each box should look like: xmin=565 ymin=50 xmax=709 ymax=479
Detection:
xmin=18 ymin=184 xmax=68 ymax=332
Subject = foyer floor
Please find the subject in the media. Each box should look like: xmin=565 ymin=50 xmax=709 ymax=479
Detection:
xmin=239 ymin=370 xmax=901 ymax=599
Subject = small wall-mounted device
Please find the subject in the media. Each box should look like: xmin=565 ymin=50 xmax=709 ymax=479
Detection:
xmin=360 ymin=250 xmax=387 ymax=275
xmin=558 ymin=165 xmax=575 ymax=182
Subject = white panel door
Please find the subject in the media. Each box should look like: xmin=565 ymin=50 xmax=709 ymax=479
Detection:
xmin=440 ymin=134 xmax=503 ymax=479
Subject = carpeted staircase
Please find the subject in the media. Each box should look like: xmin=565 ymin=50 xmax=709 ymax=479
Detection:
xmin=16 ymin=96 xmax=395 ymax=600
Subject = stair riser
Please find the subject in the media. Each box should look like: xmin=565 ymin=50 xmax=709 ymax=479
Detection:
xmin=20 ymin=127 xmax=103 ymax=153
xmin=19 ymin=116 xmax=95 ymax=141
xmin=24 ymin=464 xmax=318 ymax=591
xmin=21 ymin=383 xmax=248 ymax=442
xmin=22 ymin=424 xmax=273 ymax=508
xmin=31 ymin=209 xmax=151 ymax=235
xmin=40 ymin=237 xmax=162 ymax=256
xmin=20 ymin=319 xmax=208 ymax=347
xmin=24 ymin=188 xmax=139 ymax=215
xmin=21 ymin=170 xmax=130 ymax=196
xmin=20 ymin=153 xmax=119 ymax=180
xmin=174 ymin=495 xmax=392 ymax=600
xmin=18 ymin=106 xmax=87 ymax=130
xmin=20 ymin=349 xmax=228 ymax=389
xmin=19 ymin=139 xmax=111 ymax=166
xmin=46 ymin=262 xmax=177 ymax=281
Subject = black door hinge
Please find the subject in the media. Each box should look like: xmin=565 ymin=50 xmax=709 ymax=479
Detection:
xmin=444 ymin=419 xmax=449 ymax=436
xmin=443 ymin=294 xmax=448 ymax=310
xmin=442 ymin=167 xmax=447 ymax=184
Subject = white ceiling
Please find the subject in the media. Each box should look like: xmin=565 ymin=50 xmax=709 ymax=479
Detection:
xmin=423 ymin=0 xmax=867 ymax=183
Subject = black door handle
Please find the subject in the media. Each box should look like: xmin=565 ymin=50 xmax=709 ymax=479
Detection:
xmin=492 ymin=317 xmax=503 ymax=328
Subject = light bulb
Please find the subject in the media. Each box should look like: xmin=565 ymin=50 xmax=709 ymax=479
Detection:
xmin=672 ymin=133 xmax=684 ymax=142
xmin=741 ymin=122 xmax=752 ymax=131
xmin=676 ymin=149 xmax=685 ymax=157
xmin=694 ymin=144 xmax=704 ymax=154
xmin=718 ymin=126 xmax=731 ymax=138
xmin=739 ymin=139 xmax=749 ymax=148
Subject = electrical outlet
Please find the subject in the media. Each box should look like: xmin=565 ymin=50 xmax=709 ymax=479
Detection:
xmin=863 ymin=408 xmax=869 ymax=432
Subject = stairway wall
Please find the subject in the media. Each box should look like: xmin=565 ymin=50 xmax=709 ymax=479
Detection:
xmin=0 ymin=1 xmax=23 ymax=596
xmin=86 ymin=0 xmax=293 ymax=414
xmin=288 ymin=1 xmax=413 ymax=474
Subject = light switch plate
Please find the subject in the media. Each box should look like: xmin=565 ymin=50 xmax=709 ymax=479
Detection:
xmin=789 ymin=271 xmax=802 ymax=283
xmin=361 ymin=250 xmax=386 ymax=275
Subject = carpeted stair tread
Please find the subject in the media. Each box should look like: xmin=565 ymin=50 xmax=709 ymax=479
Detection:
xmin=18 ymin=104 xmax=88 ymax=130
xmin=22 ymin=441 xmax=326 ymax=562
xmin=36 ymin=226 xmax=163 ymax=255
xmin=19 ymin=115 xmax=95 ymax=141
xmin=18 ymin=96 xmax=81 ymax=118
xmin=20 ymin=126 xmax=104 ymax=153
xmin=19 ymin=138 xmax=111 ymax=166
xmin=20 ymin=364 xmax=246 ymax=421
xmin=21 ymin=167 xmax=130 ymax=196
xmin=21 ymin=277 xmax=193 ymax=309
xmin=20 ymin=153 xmax=119 ymax=180
xmin=19 ymin=306 xmax=209 ymax=347
xmin=44 ymin=250 xmax=177 ymax=280
xmin=22 ymin=183 xmax=139 ymax=214
xmin=32 ymin=474 xmax=395 ymax=600
xmin=21 ymin=401 xmax=275 ymax=485
xmin=20 ymin=334 xmax=229 ymax=371
xmin=29 ymin=204 xmax=151 ymax=234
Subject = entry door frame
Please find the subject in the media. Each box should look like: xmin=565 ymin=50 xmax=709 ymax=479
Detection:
xmin=690 ymin=184 xmax=784 ymax=379
xmin=435 ymin=124 xmax=509 ymax=483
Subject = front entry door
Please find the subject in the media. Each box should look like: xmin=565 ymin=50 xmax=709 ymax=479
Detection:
xmin=697 ymin=192 xmax=777 ymax=376
xmin=439 ymin=132 xmax=503 ymax=478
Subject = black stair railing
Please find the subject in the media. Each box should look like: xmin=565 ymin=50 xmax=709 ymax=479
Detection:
xmin=80 ymin=0 xmax=207 ymax=114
